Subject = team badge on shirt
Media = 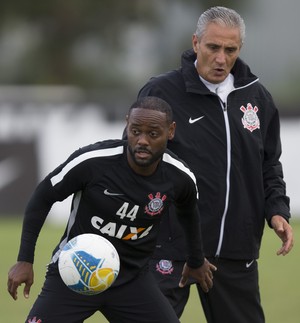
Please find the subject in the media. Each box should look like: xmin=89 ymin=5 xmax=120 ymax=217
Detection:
xmin=156 ymin=259 xmax=174 ymax=275
xmin=145 ymin=192 xmax=167 ymax=216
xmin=240 ymin=103 xmax=260 ymax=132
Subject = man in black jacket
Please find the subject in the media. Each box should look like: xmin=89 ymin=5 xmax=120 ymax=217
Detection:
xmin=138 ymin=6 xmax=294 ymax=323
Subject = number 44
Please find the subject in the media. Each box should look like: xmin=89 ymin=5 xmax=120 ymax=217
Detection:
xmin=116 ymin=202 xmax=139 ymax=221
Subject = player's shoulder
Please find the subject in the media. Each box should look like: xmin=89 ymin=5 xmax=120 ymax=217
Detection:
xmin=163 ymin=148 xmax=188 ymax=164
xmin=162 ymin=149 xmax=196 ymax=183
xmin=68 ymin=139 xmax=125 ymax=163
xmin=80 ymin=139 xmax=124 ymax=154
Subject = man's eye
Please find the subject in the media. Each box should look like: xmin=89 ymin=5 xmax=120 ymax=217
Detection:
xmin=208 ymin=45 xmax=218 ymax=51
xmin=226 ymin=48 xmax=237 ymax=54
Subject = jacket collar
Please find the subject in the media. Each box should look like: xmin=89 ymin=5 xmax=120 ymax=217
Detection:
xmin=181 ymin=49 xmax=258 ymax=94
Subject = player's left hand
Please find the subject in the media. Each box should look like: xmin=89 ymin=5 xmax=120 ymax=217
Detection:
xmin=179 ymin=258 xmax=217 ymax=293
xmin=271 ymin=215 xmax=294 ymax=256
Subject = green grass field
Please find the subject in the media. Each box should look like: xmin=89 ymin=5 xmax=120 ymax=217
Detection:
xmin=1 ymin=217 xmax=299 ymax=322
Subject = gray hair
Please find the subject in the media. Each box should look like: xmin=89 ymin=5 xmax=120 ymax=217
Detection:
xmin=195 ymin=6 xmax=245 ymax=44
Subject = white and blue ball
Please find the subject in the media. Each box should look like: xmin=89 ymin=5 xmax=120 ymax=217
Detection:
xmin=58 ymin=233 xmax=120 ymax=295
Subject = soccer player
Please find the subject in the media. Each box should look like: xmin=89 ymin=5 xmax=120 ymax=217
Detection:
xmin=7 ymin=96 xmax=216 ymax=323
xmin=137 ymin=6 xmax=294 ymax=323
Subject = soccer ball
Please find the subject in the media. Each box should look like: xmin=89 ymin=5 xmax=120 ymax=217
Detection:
xmin=58 ymin=233 xmax=120 ymax=295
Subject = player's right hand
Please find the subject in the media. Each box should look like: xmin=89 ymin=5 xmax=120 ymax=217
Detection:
xmin=179 ymin=258 xmax=217 ymax=292
xmin=7 ymin=261 xmax=34 ymax=300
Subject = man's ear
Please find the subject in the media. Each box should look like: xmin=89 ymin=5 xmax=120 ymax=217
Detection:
xmin=168 ymin=122 xmax=176 ymax=140
xmin=192 ymin=34 xmax=198 ymax=53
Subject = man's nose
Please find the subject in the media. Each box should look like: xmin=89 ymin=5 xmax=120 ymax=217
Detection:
xmin=215 ymin=50 xmax=226 ymax=64
xmin=137 ymin=133 xmax=149 ymax=145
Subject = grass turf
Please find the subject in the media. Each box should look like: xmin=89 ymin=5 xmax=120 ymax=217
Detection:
xmin=1 ymin=217 xmax=299 ymax=322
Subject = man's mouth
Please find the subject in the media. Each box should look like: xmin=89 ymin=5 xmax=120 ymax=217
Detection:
xmin=214 ymin=68 xmax=225 ymax=74
xmin=135 ymin=149 xmax=151 ymax=158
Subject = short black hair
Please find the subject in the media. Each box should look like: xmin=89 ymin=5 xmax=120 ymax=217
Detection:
xmin=128 ymin=96 xmax=173 ymax=124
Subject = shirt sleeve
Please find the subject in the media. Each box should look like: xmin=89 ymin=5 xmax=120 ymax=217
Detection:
xmin=174 ymin=172 xmax=205 ymax=268
xmin=17 ymin=179 xmax=59 ymax=263
xmin=17 ymin=148 xmax=90 ymax=263
xmin=176 ymin=206 xmax=204 ymax=268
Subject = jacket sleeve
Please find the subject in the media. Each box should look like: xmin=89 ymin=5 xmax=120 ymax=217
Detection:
xmin=138 ymin=77 xmax=170 ymax=101
xmin=263 ymin=107 xmax=290 ymax=225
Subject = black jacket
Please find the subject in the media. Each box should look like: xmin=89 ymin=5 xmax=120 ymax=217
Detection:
xmin=138 ymin=49 xmax=290 ymax=260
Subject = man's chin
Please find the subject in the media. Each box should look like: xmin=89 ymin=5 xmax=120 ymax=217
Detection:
xmin=134 ymin=159 xmax=151 ymax=167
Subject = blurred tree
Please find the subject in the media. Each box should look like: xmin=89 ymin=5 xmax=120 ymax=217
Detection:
xmin=0 ymin=0 xmax=243 ymax=89
xmin=0 ymin=0 xmax=160 ymax=87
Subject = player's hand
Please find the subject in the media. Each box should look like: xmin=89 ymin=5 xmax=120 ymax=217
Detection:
xmin=7 ymin=261 xmax=34 ymax=300
xmin=179 ymin=258 xmax=217 ymax=293
xmin=271 ymin=215 xmax=294 ymax=256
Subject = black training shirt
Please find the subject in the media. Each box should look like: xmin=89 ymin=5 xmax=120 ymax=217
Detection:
xmin=18 ymin=139 xmax=204 ymax=286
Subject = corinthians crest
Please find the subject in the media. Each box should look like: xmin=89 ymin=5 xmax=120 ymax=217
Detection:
xmin=145 ymin=192 xmax=167 ymax=216
xmin=156 ymin=259 xmax=174 ymax=275
xmin=240 ymin=103 xmax=260 ymax=132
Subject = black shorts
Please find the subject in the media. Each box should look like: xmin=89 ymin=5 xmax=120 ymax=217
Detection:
xmin=26 ymin=268 xmax=179 ymax=323
xmin=149 ymin=259 xmax=193 ymax=318
xmin=197 ymin=258 xmax=265 ymax=323
xmin=150 ymin=258 xmax=265 ymax=323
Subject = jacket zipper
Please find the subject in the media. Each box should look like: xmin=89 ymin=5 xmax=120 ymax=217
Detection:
xmin=214 ymin=78 xmax=259 ymax=257
xmin=215 ymin=100 xmax=231 ymax=257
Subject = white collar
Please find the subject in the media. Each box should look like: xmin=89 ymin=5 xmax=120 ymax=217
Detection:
xmin=194 ymin=60 xmax=235 ymax=102
xmin=199 ymin=73 xmax=234 ymax=94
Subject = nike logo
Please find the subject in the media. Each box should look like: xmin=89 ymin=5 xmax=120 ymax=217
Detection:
xmin=104 ymin=189 xmax=124 ymax=196
xmin=189 ymin=116 xmax=205 ymax=124
xmin=246 ymin=260 xmax=254 ymax=268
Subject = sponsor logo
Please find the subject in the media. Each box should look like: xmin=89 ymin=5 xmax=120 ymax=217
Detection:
xmin=189 ymin=116 xmax=205 ymax=124
xmin=246 ymin=260 xmax=254 ymax=268
xmin=91 ymin=216 xmax=153 ymax=240
xmin=156 ymin=260 xmax=174 ymax=275
xmin=104 ymin=189 xmax=124 ymax=196
xmin=145 ymin=192 xmax=167 ymax=216
xmin=240 ymin=103 xmax=260 ymax=132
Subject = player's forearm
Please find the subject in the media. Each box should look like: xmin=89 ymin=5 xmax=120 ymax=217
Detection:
xmin=176 ymin=207 xmax=205 ymax=267
xmin=17 ymin=215 xmax=46 ymax=263
xmin=17 ymin=181 xmax=54 ymax=263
